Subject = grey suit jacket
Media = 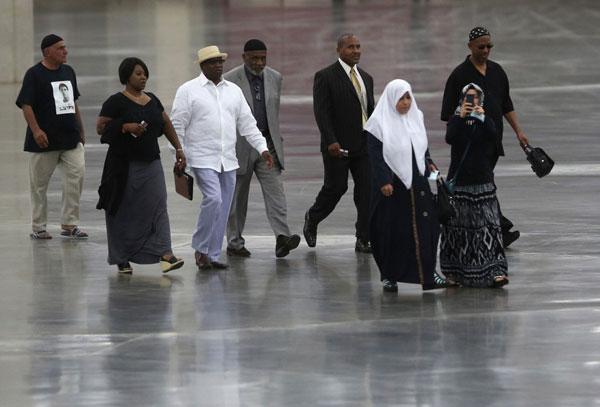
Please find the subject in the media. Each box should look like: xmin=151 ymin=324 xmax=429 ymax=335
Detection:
xmin=224 ymin=64 xmax=284 ymax=174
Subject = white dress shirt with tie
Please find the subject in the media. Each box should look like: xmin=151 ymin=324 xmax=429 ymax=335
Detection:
xmin=338 ymin=58 xmax=367 ymax=105
xmin=170 ymin=73 xmax=267 ymax=172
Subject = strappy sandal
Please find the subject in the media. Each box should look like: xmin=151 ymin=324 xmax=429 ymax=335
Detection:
xmin=160 ymin=255 xmax=184 ymax=273
xmin=30 ymin=230 xmax=52 ymax=240
xmin=382 ymin=279 xmax=398 ymax=293
xmin=60 ymin=226 xmax=88 ymax=239
xmin=423 ymin=273 xmax=457 ymax=291
xmin=117 ymin=262 xmax=133 ymax=274
xmin=493 ymin=276 xmax=509 ymax=288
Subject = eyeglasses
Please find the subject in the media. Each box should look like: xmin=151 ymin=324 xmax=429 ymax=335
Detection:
xmin=477 ymin=43 xmax=494 ymax=50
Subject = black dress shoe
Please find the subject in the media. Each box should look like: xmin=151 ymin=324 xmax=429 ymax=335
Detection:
xmin=275 ymin=234 xmax=301 ymax=258
xmin=503 ymin=230 xmax=520 ymax=248
xmin=210 ymin=261 xmax=229 ymax=270
xmin=355 ymin=239 xmax=372 ymax=253
xmin=227 ymin=246 xmax=251 ymax=257
xmin=303 ymin=211 xmax=317 ymax=248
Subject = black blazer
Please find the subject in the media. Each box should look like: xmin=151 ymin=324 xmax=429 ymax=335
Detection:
xmin=313 ymin=61 xmax=375 ymax=155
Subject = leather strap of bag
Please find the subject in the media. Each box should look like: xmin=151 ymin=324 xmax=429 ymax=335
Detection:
xmin=448 ymin=123 xmax=476 ymax=185
xmin=448 ymin=140 xmax=472 ymax=185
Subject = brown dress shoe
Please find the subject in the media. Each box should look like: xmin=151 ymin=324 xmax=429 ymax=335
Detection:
xmin=195 ymin=251 xmax=211 ymax=270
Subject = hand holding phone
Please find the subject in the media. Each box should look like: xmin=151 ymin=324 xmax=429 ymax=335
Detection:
xmin=130 ymin=121 xmax=147 ymax=138
xmin=460 ymin=95 xmax=475 ymax=118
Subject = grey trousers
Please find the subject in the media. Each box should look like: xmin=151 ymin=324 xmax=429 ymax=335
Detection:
xmin=227 ymin=150 xmax=291 ymax=249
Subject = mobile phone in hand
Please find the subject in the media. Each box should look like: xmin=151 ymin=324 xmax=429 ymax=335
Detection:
xmin=465 ymin=94 xmax=475 ymax=105
xmin=131 ymin=121 xmax=147 ymax=138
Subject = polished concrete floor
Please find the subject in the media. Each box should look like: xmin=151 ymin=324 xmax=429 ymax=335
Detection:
xmin=1 ymin=0 xmax=600 ymax=406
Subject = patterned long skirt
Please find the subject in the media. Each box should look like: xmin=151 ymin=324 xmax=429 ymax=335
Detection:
xmin=440 ymin=183 xmax=507 ymax=287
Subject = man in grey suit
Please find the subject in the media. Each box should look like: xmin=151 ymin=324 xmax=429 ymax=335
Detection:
xmin=225 ymin=39 xmax=300 ymax=258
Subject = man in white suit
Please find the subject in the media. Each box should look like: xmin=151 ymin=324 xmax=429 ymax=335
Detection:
xmin=225 ymin=39 xmax=300 ymax=258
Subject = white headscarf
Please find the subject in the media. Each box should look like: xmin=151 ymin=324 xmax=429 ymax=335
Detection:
xmin=364 ymin=79 xmax=428 ymax=189
xmin=453 ymin=82 xmax=486 ymax=122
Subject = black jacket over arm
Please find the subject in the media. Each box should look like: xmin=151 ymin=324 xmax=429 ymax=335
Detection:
xmin=96 ymin=118 xmax=128 ymax=215
xmin=313 ymin=61 xmax=374 ymax=155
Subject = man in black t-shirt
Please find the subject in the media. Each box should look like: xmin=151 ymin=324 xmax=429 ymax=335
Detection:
xmin=441 ymin=27 xmax=530 ymax=248
xmin=16 ymin=34 xmax=88 ymax=240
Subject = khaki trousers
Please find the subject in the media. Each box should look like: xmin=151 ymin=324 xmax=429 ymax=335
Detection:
xmin=29 ymin=143 xmax=85 ymax=232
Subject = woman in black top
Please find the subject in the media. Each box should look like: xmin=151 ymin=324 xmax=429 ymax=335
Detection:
xmin=96 ymin=57 xmax=187 ymax=274
xmin=440 ymin=83 xmax=508 ymax=287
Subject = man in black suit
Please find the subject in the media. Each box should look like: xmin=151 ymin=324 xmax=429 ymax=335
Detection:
xmin=303 ymin=33 xmax=375 ymax=253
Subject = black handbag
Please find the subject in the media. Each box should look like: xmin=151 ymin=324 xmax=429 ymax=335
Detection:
xmin=436 ymin=177 xmax=455 ymax=223
xmin=521 ymin=143 xmax=554 ymax=178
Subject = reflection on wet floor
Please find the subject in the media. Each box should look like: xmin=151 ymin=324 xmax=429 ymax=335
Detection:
xmin=1 ymin=1 xmax=600 ymax=405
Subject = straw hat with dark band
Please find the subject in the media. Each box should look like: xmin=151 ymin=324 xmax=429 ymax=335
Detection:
xmin=196 ymin=45 xmax=228 ymax=64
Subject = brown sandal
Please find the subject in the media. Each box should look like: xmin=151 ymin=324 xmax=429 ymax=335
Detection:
xmin=493 ymin=276 xmax=509 ymax=288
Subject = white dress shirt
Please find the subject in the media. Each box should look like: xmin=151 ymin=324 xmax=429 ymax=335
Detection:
xmin=170 ymin=73 xmax=267 ymax=172
xmin=338 ymin=58 xmax=367 ymax=106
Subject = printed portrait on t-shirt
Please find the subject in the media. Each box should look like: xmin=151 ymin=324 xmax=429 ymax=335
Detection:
xmin=51 ymin=81 xmax=75 ymax=115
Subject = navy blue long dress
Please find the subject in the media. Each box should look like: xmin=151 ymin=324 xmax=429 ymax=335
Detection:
xmin=367 ymin=132 xmax=439 ymax=288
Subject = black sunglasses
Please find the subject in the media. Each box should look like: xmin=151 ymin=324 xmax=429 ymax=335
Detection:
xmin=477 ymin=43 xmax=494 ymax=50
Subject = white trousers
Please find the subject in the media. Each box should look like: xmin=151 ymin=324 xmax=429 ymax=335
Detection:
xmin=191 ymin=168 xmax=236 ymax=262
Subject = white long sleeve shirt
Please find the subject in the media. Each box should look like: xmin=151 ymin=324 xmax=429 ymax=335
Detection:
xmin=170 ymin=73 xmax=267 ymax=172
xmin=338 ymin=58 xmax=367 ymax=105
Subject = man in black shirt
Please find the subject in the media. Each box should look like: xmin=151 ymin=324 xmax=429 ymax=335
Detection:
xmin=16 ymin=34 xmax=87 ymax=240
xmin=441 ymin=27 xmax=530 ymax=248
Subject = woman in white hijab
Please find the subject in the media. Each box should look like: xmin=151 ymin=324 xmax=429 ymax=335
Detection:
xmin=365 ymin=79 xmax=451 ymax=292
